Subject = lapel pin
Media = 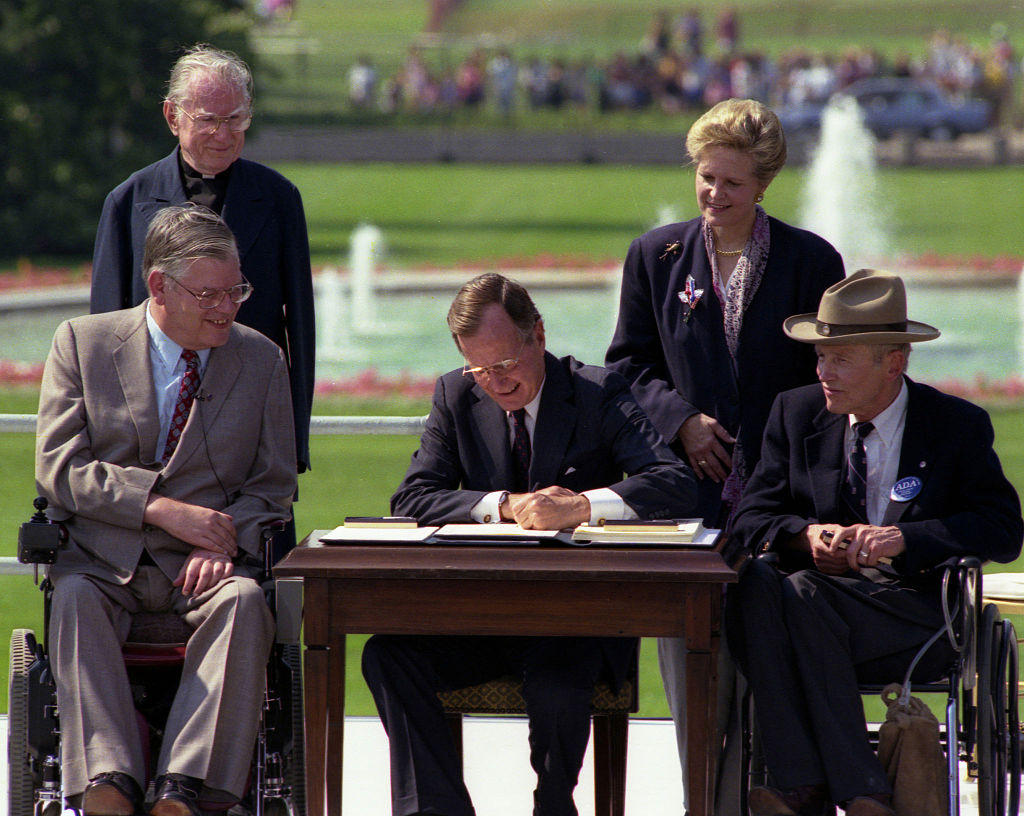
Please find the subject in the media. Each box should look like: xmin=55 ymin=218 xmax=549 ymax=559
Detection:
xmin=890 ymin=475 xmax=923 ymax=503
xmin=678 ymin=275 xmax=704 ymax=324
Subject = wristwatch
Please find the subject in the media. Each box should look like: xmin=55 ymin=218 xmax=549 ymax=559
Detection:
xmin=495 ymin=490 xmax=510 ymax=521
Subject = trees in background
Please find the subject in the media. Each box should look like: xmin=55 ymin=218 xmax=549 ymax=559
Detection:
xmin=0 ymin=0 xmax=253 ymax=256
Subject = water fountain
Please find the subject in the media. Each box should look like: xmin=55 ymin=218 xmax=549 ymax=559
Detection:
xmin=798 ymin=94 xmax=889 ymax=268
xmin=349 ymin=223 xmax=385 ymax=334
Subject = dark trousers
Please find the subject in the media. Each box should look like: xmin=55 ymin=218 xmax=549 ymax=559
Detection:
xmin=726 ymin=558 xmax=955 ymax=805
xmin=362 ymin=635 xmax=618 ymax=816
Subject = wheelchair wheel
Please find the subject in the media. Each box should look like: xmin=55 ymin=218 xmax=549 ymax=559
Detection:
xmin=977 ymin=606 xmax=1020 ymax=816
xmin=9 ymin=629 xmax=38 ymax=816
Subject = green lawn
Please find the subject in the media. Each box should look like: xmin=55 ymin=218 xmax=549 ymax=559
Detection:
xmin=271 ymin=162 xmax=1024 ymax=269
xmin=255 ymin=0 xmax=1024 ymax=124
xmin=3 ymin=388 xmax=1024 ymax=716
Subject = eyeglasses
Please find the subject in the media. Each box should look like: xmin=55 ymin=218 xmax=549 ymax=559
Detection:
xmin=175 ymin=105 xmax=252 ymax=135
xmin=165 ymin=275 xmax=254 ymax=309
xmin=462 ymin=338 xmax=527 ymax=381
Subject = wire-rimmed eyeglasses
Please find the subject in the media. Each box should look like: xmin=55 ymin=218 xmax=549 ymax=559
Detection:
xmin=461 ymin=338 xmax=528 ymax=381
xmin=176 ymin=104 xmax=252 ymax=135
xmin=165 ymin=274 xmax=254 ymax=309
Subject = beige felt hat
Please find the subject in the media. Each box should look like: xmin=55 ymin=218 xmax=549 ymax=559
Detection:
xmin=783 ymin=268 xmax=940 ymax=345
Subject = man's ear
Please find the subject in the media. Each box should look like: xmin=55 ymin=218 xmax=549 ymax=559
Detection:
xmin=885 ymin=348 xmax=907 ymax=380
xmin=534 ymin=319 xmax=546 ymax=350
xmin=148 ymin=270 xmax=167 ymax=305
xmin=163 ymin=100 xmax=180 ymax=137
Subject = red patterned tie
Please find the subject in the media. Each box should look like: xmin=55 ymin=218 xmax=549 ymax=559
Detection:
xmin=162 ymin=349 xmax=201 ymax=464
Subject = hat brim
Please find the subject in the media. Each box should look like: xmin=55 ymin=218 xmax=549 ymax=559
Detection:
xmin=783 ymin=313 xmax=941 ymax=345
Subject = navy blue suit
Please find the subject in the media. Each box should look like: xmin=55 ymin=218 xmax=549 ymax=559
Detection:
xmin=606 ymin=216 xmax=844 ymax=527
xmin=366 ymin=353 xmax=696 ymax=816
xmin=728 ymin=379 xmax=1023 ymax=802
xmin=391 ymin=352 xmax=695 ymax=524
xmin=90 ymin=149 xmax=315 ymax=473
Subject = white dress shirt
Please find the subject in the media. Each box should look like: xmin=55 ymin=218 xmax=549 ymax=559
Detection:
xmin=146 ymin=303 xmax=210 ymax=447
xmin=846 ymin=379 xmax=908 ymax=525
xmin=471 ymin=379 xmax=636 ymax=525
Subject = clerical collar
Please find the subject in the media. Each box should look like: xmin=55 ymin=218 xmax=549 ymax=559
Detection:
xmin=178 ymin=152 xmax=231 ymax=213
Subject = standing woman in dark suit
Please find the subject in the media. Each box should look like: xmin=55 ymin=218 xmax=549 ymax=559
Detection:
xmin=605 ymin=97 xmax=844 ymax=810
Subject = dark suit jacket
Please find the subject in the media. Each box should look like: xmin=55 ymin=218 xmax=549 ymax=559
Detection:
xmin=35 ymin=303 xmax=297 ymax=584
xmin=732 ymin=379 xmax=1023 ymax=585
xmin=90 ymin=149 xmax=315 ymax=472
xmin=392 ymin=352 xmax=697 ymax=688
xmin=606 ymin=216 xmax=844 ymax=522
xmin=392 ymin=352 xmax=697 ymax=525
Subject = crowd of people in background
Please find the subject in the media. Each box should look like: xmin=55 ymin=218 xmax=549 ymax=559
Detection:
xmin=346 ymin=9 xmax=1020 ymax=125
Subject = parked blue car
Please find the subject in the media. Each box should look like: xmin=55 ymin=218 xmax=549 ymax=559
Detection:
xmin=777 ymin=77 xmax=993 ymax=140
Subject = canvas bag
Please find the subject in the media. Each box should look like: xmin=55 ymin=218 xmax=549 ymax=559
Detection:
xmin=877 ymin=682 xmax=949 ymax=816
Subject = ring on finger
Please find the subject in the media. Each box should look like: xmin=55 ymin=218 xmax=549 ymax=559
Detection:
xmin=697 ymin=459 xmax=708 ymax=466
xmin=859 ymin=551 xmax=868 ymax=560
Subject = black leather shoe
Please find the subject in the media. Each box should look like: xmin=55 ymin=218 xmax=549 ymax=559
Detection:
xmin=82 ymin=772 xmax=143 ymax=816
xmin=749 ymin=784 xmax=833 ymax=816
xmin=149 ymin=774 xmax=203 ymax=816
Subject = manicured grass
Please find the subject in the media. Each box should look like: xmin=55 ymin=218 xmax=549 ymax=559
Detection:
xmin=4 ymin=390 xmax=1024 ymax=716
xmin=256 ymin=0 xmax=1024 ymax=124
xmin=271 ymin=161 xmax=1024 ymax=269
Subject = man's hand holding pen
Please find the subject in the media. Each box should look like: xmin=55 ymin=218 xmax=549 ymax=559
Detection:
xmin=795 ymin=523 xmax=905 ymax=575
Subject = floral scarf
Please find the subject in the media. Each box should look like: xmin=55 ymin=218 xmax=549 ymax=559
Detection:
xmin=700 ymin=205 xmax=771 ymax=527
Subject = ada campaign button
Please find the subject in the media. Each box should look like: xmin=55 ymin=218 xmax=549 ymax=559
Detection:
xmin=890 ymin=476 xmax=923 ymax=503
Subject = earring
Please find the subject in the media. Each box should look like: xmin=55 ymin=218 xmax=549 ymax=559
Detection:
xmin=755 ymin=193 xmax=764 ymax=203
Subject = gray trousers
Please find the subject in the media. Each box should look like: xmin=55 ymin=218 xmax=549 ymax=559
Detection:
xmin=657 ymin=633 xmax=743 ymax=816
xmin=50 ymin=565 xmax=275 ymax=799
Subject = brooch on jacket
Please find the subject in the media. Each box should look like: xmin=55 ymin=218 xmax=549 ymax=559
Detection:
xmin=677 ymin=275 xmax=704 ymax=323
xmin=660 ymin=241 xmax=682 ymax=260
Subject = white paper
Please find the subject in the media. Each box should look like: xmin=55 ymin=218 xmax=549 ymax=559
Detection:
xmin=320 ymin=525 xmax=438 ymax=543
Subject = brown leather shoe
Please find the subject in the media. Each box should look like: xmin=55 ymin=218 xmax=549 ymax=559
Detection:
xmin=149 ymin=775 xmax=203 ymax=816
xmin=749 ymin=784 xmax=832 ymax=816
xmin=82 ymin=772 xmax=142 ymax=816
xmin=844 ymin=796 xmax=896 ymax=816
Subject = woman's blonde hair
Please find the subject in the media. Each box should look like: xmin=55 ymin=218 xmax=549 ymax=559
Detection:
xmin=685 ymin=98 xmax=787 ymax=185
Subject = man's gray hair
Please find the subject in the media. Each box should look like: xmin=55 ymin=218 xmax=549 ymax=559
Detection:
xmin=872 ymin=342 xmax=912 ymax=371
xmin=142 ymin=205 xmax=239 ymax=287
xmin=166 ymin=43 xmax=254 ymax=108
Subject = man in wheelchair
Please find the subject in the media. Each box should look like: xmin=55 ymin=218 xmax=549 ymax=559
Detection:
xmin=33 ymin=205 xmax=297 ymax=816
xmin=726 ymin=270 xmax=1023 ymax=816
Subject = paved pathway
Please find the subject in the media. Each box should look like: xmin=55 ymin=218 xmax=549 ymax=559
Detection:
xmin=1 ymin=716 xmax=990 ymax=815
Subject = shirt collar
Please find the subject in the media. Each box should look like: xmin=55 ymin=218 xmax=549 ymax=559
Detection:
xmin=510 ymin=377 xmax=545 ymax=423
xmin=146 ymin=301 xmax=211 ymax=372
xmin=849 ymin=378 xmax=908 ymax=447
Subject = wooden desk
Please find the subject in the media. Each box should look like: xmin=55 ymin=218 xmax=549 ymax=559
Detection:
xmin=274 ymin=532 xmax=736 ymax=816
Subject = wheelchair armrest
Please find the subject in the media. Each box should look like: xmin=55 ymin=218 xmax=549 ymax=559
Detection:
xmin=940 ymin=557 xmax=982 ymax=685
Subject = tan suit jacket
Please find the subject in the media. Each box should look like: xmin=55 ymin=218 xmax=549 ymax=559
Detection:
xmin=35 ymin=301 xmax=297 ymax=581
xmin=35 ymin=302 xmax=296 ymax=798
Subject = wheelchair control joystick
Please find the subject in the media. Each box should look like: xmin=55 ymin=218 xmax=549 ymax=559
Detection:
xmin=18 ymin=497 xmax=68 ymax=567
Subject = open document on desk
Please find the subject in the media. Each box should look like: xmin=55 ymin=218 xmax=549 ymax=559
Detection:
xmin=571 ymin=519 xmax=719 ymax=546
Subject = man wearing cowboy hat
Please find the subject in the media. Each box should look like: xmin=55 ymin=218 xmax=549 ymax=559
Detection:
xmin=726 ymin=269 xmax=1023 ymax=816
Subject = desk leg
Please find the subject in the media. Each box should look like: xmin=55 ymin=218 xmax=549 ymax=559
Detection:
xmin=304 ymin=645 xmax=328 ymax=816
xmin=684 ymin=584 xmax=721 ymax=816
xmin=326 ymin=633 xmax=346 ymax=816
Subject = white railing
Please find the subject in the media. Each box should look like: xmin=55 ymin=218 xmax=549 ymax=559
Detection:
xmin=0 ymin=412 xmax=428 ymax=574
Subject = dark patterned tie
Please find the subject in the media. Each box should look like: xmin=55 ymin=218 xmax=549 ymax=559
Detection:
xmin=511 ymin=408 xmax=532 ymax=493
xmin=842 ymin=421 xmax=874 ymax=522
xmin=162 ymin=350 xmax=201 ymax=464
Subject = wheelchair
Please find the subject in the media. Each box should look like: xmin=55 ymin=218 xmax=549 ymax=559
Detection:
xmin=7 ymin=498 xmax=306 ymax=816
xmin=739 ymin=555 xmax=1021 ymax=816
